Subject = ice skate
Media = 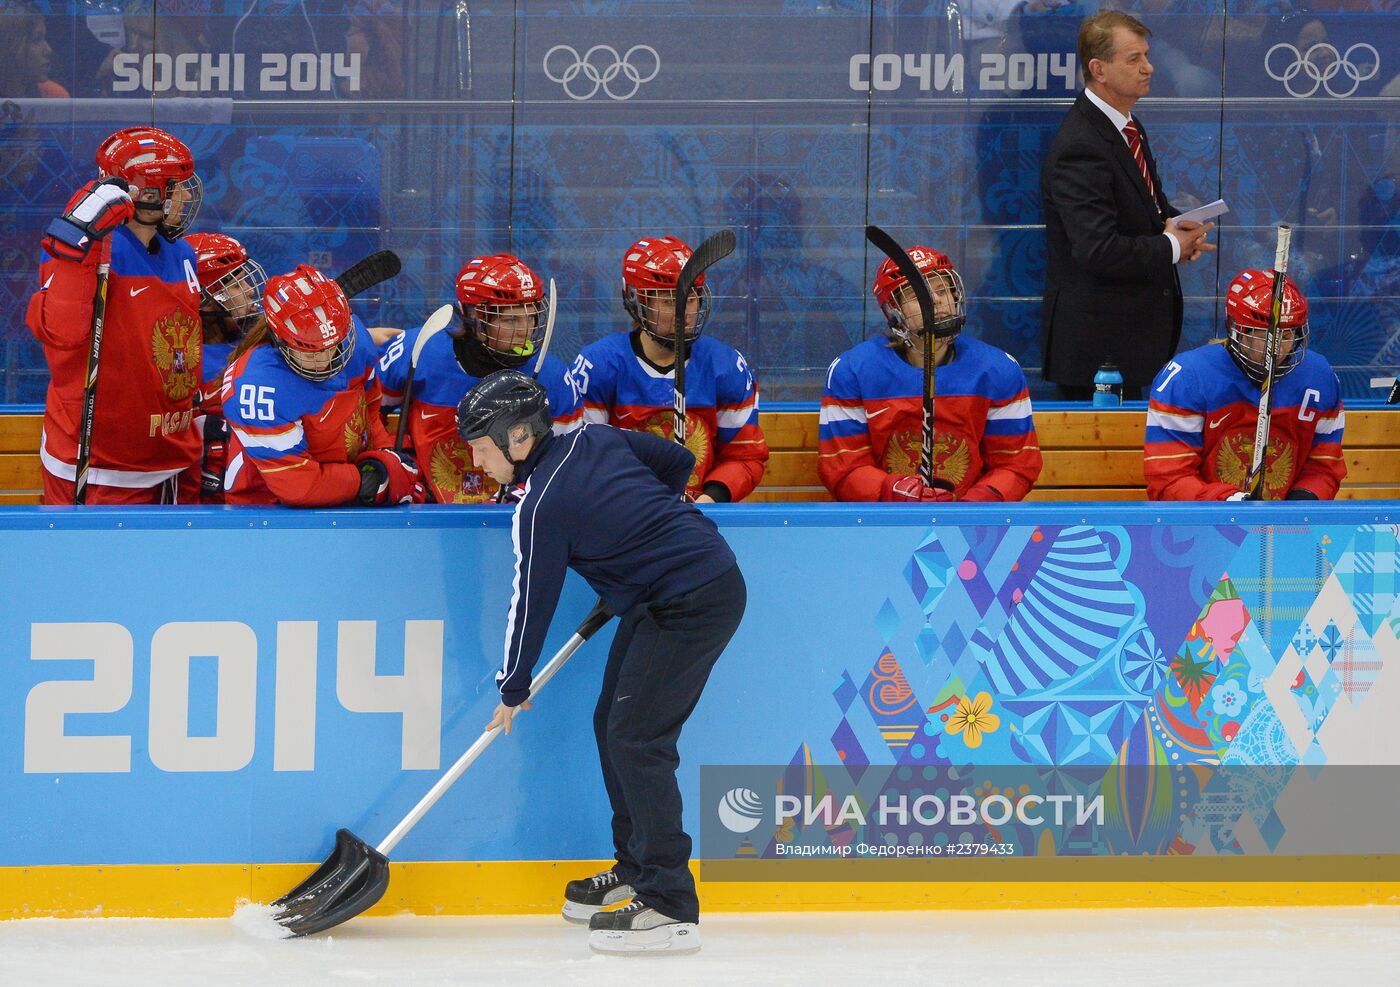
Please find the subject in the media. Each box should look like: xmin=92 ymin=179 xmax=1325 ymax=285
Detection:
xmin=587 ymin=900 xmax=700 ymax=955
xmin=562 ymin=868 xmax=634 ymax=925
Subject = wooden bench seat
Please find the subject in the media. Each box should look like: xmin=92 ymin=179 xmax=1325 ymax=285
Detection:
xmin=2 ymin=408 xmax=1396 ymax=505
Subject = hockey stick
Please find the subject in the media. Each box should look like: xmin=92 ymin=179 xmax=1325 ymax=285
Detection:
xmin=335 ymin=249 xmax=401 ymax=300
xmin=392 ymin=303 xmax=456 ymax=453
xmin=533 ymin=277 xmax=557 ymax=378
xmin=258 ymin=597 xmax=615 ymax=938
xmin=1244 ymin=224 xmax=1292 ymax=500
xmin=673 ymin=230 xmax=736 ymax=445
xmin=73 ymin=237 xmax=113 ymax=505
xmin=865 ymin=225 xmax=954 ymax=493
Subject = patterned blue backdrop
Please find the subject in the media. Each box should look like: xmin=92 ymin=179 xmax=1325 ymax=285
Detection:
xmin=1 ymin=1 xmax=1397 ymax=404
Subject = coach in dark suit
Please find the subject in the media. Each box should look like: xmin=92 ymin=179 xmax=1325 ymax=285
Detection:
xmin=1040 ymin=10 xmax=1214 ymax=401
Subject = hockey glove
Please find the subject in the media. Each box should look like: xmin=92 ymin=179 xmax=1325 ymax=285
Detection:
xmin=42 ymin=178 xmax=134 ymax=262
xmin=356 ymin=449 xmax=427 ymax=506
xmin=885 ymin=474 xmax=956 ymax=503
xmin=1226 ymin=491 xmax=1249 ymax=501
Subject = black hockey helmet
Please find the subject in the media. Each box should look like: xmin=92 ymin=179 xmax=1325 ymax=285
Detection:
xmin=456 ymin=370 xmax=552 ymax=459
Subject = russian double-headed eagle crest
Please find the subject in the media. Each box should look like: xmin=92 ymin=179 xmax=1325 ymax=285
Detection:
xmin=151 ymin=310 xmax=201 ymax=402
xmin=639 ymin=410 xmax=710 ymax=492
xmin=429 ymin=438 xmax=494 ymax=503
xmin=1216 ymin=430 xmax=1294 ymax=500
xmin=342 ymin=395 xmax=370 ymax=460
xmin=884 ymin=427 xmax=971 ymax=489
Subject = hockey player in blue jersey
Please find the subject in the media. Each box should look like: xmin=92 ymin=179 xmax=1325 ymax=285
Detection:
xmin=567 ymin=235 xmax=768 ymax=501
xmin=1145 ymin=269 xmax=1345 ymax=500
xmin=820 ymin=246 xmax=1042 ymax=501
xmin=377 ymin=252 xmax=581 ymax=503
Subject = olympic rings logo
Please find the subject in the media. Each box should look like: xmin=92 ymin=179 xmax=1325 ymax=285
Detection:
xmin=542 ymin=44 xmax=661 ymax=101
xmin=1264 ymin=42 xmax=1379 ymax=99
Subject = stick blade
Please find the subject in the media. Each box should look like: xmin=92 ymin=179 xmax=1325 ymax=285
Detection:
xmin=335 ymin=250 xmax=403 ymax=300
xmin=267 ymin=828 xmax=390 ymax=938
xmin=674 ymin=230 xmax=737 ymax=328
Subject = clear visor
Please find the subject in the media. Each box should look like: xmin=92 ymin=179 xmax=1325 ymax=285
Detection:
xmin=635 ymin=284 xmax=711 ymax=344
xmin=1226 ymin=318 xmax=1309 ymax=384
xmin=882 ymin=268 xmax=965 ymax=347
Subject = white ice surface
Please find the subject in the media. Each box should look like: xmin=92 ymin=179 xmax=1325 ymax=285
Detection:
xmin=2 ymin=907 xmax=1398 ymax=987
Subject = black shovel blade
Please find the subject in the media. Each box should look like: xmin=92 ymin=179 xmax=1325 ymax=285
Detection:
xmin=270 ymin=828 xmax=390 ymax=937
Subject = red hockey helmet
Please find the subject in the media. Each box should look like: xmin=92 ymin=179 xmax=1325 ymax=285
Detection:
xmin=96 ymin=126 xmax=201 ymax=238
xmin=453 ymin=254 xmax=549 ymax=377
xmin=621 ymin=235 xmax=711 ymax=347
xmin=263 ymin=265 xmax=355 ymax=381
xmin=872 ymin=245 xmax=966 ymax=345
xmin=186 ymin=232 xmax=266 ymax=328
xmin=1224 ymin=269 xmax=1309 ymax=384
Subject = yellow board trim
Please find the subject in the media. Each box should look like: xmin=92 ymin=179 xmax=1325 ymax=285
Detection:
xmin=3 ymin=860 xmax=1398 ymax=919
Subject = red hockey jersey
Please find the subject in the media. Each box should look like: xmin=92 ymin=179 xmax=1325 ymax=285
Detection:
xmin=26 ymin=226 xmax=202 ymax=486
xmin=819 ymin=337 xmax=1042 ymax=501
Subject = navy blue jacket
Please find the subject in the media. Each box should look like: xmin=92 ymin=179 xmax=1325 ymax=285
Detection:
xmin=497 ymin=423 xmax=737 ymax=706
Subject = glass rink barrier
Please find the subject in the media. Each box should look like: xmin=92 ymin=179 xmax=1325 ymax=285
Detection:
xmin=2 ymin=501 xmax=1399 ymax=922
xmin=2 ymin=3 xmax=1399 ymax=406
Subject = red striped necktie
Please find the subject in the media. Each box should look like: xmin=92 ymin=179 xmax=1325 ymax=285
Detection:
xmin=1122 ymin=119 xmax=1157 ymax=205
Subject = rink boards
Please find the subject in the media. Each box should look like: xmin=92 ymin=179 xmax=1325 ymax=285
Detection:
xmin=2 ymin=502 xmax=1399 ymax=917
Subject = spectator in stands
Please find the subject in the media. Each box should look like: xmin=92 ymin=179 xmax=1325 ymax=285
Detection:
xmin=1145 ymin=269 xmax=1345 ymax=501
xmin=819 ymin=246 xmax=1041 ymax=502
xmin=0 ymin=1 xmax=69 ymax=98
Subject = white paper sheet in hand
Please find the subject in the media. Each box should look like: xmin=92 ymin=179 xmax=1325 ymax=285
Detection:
xmin=1175 ymin=199 xmax=1229 ymax=225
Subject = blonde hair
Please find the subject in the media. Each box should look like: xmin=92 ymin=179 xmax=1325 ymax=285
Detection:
xmin=1078 ymin=10 xmax=1151 ymax=82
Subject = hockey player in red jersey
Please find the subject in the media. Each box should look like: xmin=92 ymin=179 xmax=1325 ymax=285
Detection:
xmin=568 ymin=235 xmax=768 ymax=502
xmin=186 ymin=232 xmax=266 ymax=503
xmin=1145 ymin=270 xmax=1345 ymax=501
xmin=819 ymin=246 xmax=1042 ymax=502
xmin=221 ymin=264 xmax=426 ymax=508
xmin=25 ymin=126 xmax=204 ymax=504
xmin=377 ymin=252 xmax=581 ymax=503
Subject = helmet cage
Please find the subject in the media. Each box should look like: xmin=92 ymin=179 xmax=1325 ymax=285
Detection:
xmin=624 ymin=283 xmax=712 ymax=349
xmin=272 ymin=330 xmax=356 ymax=383
xmin=204 ymin=258 xmax=267 ymax=332
xmin=1226 ymin=316 xmax=1310 ymax=386
xmin=881 ymin=266 xmax=966 ymax=348
xmin=457 ymin=297 xmax=549 ymax=369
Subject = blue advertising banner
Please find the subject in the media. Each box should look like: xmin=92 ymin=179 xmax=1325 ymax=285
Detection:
xmin=3 ymin=501 xmax=1399 ymax=874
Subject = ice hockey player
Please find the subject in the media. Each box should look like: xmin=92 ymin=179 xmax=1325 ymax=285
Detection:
xmin=819 ymin=246 xmax=1041 ymax=501
xmin=568 ymin=235 xmax=767 ymax=502
xmin=1145 ymin=269 xmax=1344 ymax=500
xmin=458 ymin=370 xmax=745 ymax=955
xmin=186 ymin=232 xmax=266 ymax=502
xmin=221 ymin=264 xmax=425 ymax=507
xmin=377 ymin=252 xmax=580 ymax=503
xmin=26 ymin=126 xmax=203 ymax=503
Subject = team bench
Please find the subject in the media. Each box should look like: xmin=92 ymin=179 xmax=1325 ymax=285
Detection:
xmin=2 ymin=406 xmax=1397 ymax=505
